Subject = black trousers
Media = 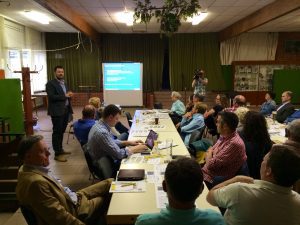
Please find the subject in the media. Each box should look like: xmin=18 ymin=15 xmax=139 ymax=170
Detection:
xmin=51 ymin=108 xmax=70 ymax=156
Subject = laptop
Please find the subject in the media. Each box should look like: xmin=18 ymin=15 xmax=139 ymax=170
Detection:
xmin=145 ymin=129 xmax=159 ymax=150
xmin=117 ymin=169 xmax=145 ymax=181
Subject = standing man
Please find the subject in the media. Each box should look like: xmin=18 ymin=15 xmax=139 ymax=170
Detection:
xmin=46 ymin=66 xmax=73 ymax=162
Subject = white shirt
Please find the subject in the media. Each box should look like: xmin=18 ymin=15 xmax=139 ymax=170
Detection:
xmin=213 ymin=180 xmax=300 ymax=225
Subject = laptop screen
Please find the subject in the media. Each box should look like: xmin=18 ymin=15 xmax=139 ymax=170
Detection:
xmin=145 ymin=130 xmax=158 ymax=150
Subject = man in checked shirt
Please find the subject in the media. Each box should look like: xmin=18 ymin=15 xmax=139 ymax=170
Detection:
xmin=202 ymin=111 xmax=247 ymax=189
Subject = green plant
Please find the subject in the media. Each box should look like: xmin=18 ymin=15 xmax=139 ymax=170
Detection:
xmin=133 ymin=0 xmax=201 ymax=36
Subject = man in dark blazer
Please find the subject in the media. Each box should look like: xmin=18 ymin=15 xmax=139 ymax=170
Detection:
xmin=46 ymin=66 xmax=73 ymax=162
xmin=276 ymin=91 xmax=295 ymax=123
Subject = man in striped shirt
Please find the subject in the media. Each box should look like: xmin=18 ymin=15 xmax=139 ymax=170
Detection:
xmin=202 ymin=111 xmax=247 ymax=189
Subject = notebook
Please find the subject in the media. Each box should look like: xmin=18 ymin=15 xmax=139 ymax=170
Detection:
xmin=145 ymin=129 xmax=159 ymax=150
xmin=117 ymin=169 xmax=145 ymax=181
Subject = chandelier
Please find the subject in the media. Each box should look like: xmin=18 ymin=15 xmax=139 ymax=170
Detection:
xmin=133 ymin=0 xmax=202 ymax=36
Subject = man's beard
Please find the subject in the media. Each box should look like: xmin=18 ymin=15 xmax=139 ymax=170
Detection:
xmin=56 ymin=75 xmax=63 ymax=80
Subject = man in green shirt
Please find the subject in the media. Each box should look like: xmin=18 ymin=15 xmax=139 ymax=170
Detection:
xmin=135 ymin=157 xmax=224 ymax=225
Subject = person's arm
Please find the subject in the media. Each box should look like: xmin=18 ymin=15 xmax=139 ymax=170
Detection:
xmin=276 ymin=105 xmax=295 ymax=123
xmin=192 ymin=79 xmax=196 ymax=88
xmin=29 ymin=180 xmax=84 ymax=225
xmin=206 ymin=176 xmax=254 ymax=206
xmin=204 ymin=108 xmax=215 ymax=118
xmin=93 ymin=131 xmax=130 ymax=160
xmin=181 ymin=116 xmax=204 ymax=134
xmin=46 ymin=81 xmax=67 ymax=102
xmin=205 ymin=142 xmax=244 ymax=173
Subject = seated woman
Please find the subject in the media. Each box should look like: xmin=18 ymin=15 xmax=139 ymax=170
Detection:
xmin=239 ymin=111 xmax=272 ymax=179
xmin=204 ymin=94 xmax=228 ymax=136
xmin=176 ymin=103 xmax=207 ymax=146
xmin=260 ymin=92 xmax=276 ymax=116
xmin=235 ymin=106 xmax=249 ymax=132
xmin=169 ymin=91 xmax=186 ymax=124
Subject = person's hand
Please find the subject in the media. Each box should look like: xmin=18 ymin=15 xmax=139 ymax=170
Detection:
xmin=205 ymin=147 xmax=213 ymax=161
xmin=66 ymin=91 xmax=73 ymax=98
xmin=234 ymin=175 xmax=254 ymax=184
xmin=128 ymin=144 xmax=148 ymax=154
xmin=184 ymin=112 xmax=192 ymax=119
xmin=127 ymin=140 xmax=144 ymax=146
xmin=175 ymin=123 xmax=180 ymax=129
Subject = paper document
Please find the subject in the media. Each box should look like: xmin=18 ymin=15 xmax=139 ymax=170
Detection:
xmin=155 ymin=184 xmax=168 ymax=208
xmin=146 ymin=171 xmax=161 ymax=183
xmin=158 ymin=141 xmax=178 ymax=150
xmin=122 ymin=155 xmax=145 ymax=164
xmin=109 ymin=181 xmax=146 ymax=193
xmin=130 ymin=130 xmax=149 ymax=137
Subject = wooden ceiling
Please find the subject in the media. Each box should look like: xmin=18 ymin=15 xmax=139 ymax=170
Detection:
xmin=0 ymin=0 xmax=300 ymax=42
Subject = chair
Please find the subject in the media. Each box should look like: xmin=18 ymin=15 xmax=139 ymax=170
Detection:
xmin=154 ymin=102 xmax=163 ymax=109
xmin=124 ymin=112 xmax=133 ymax=127
xmin=82 ymin=144 xmax=101 ymax=182
xmin=66 ymin=123 xmax=75 ymax=144
xmin=188 ymin=126 xmax=206 ymax=157
xmin=82 ymin=144 xmax=116 ymax=182
xmin=95 ymin=156 xmax=116 ymax=179
xmin=20 ymin=205 xmax=37 ymax=225
xmin=212 ymin=161 xmax=249 ymax=187
xmin=189 ymin=126 xmax=206 ymax=145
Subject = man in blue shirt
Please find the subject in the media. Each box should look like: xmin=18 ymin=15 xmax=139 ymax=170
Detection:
xmin=135 ymin=157 xmax=224 ymax=225
xmin=88 ymin=104 xmax=147 ymax=169
xmin=73 ymin=105 xmax=96 ymax=146
xmin=177 ymin=102 xmax=206 ymax=146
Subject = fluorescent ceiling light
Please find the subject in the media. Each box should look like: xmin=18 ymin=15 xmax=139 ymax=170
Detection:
xmin=22 ymin=11 xmax=51 ymax=25
xmin=116 ymin=10 xmax=134 ymax=26
xmin=187 ymin=12 xmax=208 ymax=25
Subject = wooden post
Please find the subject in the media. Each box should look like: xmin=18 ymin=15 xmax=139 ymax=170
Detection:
xmin=21 ymin=67 xmax=34 ymax=135
xmin=13 ymin=67 xmax=39 ymax=135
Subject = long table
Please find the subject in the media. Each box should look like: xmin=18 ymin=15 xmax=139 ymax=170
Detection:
xmin=106 ymin=110 xmax=219 ymax=224
xmin=266 ymin=118 xmax=287 ymax=144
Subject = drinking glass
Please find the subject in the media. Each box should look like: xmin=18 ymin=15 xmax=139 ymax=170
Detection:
xmin=165 ymin=138 xmax=173 ymax=158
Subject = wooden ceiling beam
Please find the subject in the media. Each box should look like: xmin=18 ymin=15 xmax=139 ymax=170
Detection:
xmin=33 ymin=0 xmax=99 ymax=42
xmin=219 ymin=0 xmax=300 ymax=42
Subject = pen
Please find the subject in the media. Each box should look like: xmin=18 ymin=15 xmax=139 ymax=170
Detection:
xmin=120 ymin=182 xmax=136 ymax=187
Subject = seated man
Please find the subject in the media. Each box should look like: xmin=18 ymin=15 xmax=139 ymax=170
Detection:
xmin=176 ymin=102 xmax=206 ymax=146
xmin=225 ymin=95 xmax=246 ymax=112
xmin=202 ymin=112 xmax=247 ymax=189
xmin=16 ymin=135 xmax=112 ymax=225
xmin=276 ymin=91 xmax=295 ymax=123
xmin=135 ymin=157 xmax=225 ymax=225
xmin=207 ymin=144 xmax=300 ymax=225
xmin=73 ymin=105 xmax=96 ymax=146
xmin=284 ymin=119 xmax=300 ymax=193
xmin=260 ymin=92 xmax=276 ymax=116
xmin=87 ymin=104 xmax=146 ymax=168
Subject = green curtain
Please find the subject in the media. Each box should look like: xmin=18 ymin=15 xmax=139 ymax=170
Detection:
xmin=169 ymin=33 xmax=224 ymax=91
xmin=101 ymin=34 xmax=165 ymax=92
xmin=45 ymin=33 xmax=101 ymax=92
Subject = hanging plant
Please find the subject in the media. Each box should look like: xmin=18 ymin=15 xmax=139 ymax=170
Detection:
xmin=133 ymin=0 xmax=201 ymax=36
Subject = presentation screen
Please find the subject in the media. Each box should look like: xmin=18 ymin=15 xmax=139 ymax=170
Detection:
xmin=102 ymin=62 xmax=143 ymax=106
